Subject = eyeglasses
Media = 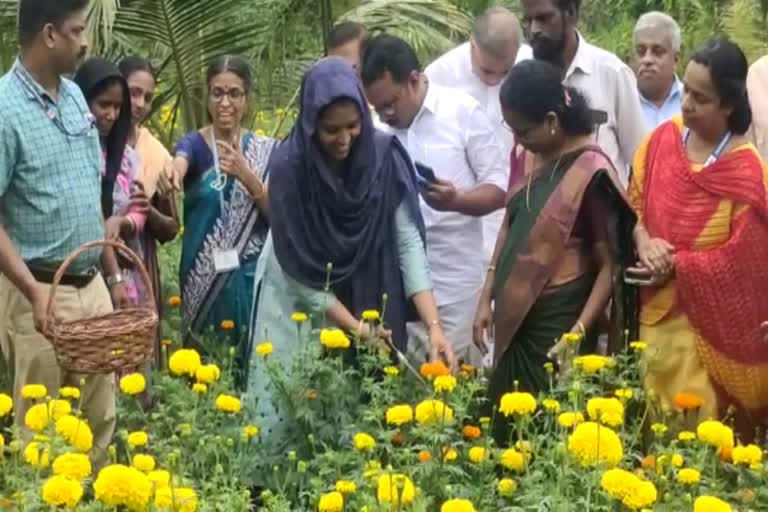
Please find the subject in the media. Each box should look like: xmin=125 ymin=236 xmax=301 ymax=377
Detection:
xmin=209 ymin=88 xmax=246 ymax=103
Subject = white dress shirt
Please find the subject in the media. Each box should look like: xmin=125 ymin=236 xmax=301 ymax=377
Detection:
xmin=425 ymin=42 xmax=532 ymax=266
xmin=377 ymin=83 xmax=508 ymax=307
xmin=563 ymin=34 xmax=649 ymax=185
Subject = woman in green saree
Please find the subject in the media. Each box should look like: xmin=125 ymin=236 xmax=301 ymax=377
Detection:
xmin=472 ymin=60 xmax=636 ymax=442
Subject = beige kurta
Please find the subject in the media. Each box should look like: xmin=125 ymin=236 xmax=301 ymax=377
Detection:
xmin=747 ymin=55 xmax=768 ymax=162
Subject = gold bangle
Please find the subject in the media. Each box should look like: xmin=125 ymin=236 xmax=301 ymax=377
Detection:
xmin=427 ymin=319 xmax=440 ymax=332
xmin=576 ymin=321 xmax=586 ymax=336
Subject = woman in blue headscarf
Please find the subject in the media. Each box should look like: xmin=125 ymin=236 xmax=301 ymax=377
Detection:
xmin=247 ymin=57 xmax=453 ymax=442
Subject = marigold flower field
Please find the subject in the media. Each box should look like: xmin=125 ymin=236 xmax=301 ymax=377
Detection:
xmin=0 ymin=304 xmax=766 ymax=511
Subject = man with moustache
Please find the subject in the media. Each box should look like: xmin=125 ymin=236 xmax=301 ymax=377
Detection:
xmin=632 ymin=12 xmax=683 ymax=128
xmin=0 ymin=0 xmax=116 ymax=460
xmin=521 ymin=0 xmax=647 ymax=185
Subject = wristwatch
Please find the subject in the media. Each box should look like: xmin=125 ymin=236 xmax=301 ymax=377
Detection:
xmin=106 ymin=273 xmax=125 ymax=288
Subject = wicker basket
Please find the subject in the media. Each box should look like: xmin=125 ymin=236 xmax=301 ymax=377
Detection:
xmin=42 ymin=240 xmax=159 ymax=374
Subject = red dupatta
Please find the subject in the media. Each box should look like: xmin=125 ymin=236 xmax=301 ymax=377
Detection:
xmin=642 ymin=120 xmax=768 ymax=412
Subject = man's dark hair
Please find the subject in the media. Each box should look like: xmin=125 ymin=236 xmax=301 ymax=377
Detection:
xmin=361 ymin=34 xmax=420 ymax=86
xmin=18 ymin=0 xmax=90 ymax=47
xmin=326 ymin=22 xmax=368 ymax=52
xmin=119 ymin=56 xmax=155 ymax=80
xmin=556 ymin=0 xmax=581 ymax=14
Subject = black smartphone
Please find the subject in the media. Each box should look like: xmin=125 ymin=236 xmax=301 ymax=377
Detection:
xmin=415 ymin=162 xmax=437 ymax=185
xmin=623 ymin=267 xmax=654 ymax=286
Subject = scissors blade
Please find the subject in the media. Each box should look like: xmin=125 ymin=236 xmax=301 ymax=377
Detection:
xmin=383 ymin=338 xmax=427 ymax=386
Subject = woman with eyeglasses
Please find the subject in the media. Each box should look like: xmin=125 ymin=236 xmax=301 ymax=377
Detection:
xmin=164 ymin=55 xmax=277 ymax=388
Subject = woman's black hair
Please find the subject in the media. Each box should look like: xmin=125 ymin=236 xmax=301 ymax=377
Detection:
xmin=74 ymin=57 xmax=132 ymax=218
xmin=118 ymin=56 xmax=155 ymax=80
xmin=500 ymin=59 xmax=593 ymax=136
xmin=690 ymin=37 xmax=751 ymax=135
xmin=206 ymin=54 xmax=253 ymax=92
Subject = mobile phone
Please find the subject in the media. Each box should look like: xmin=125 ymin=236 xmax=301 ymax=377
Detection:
xmin=414 ymin=162 xmax=437 ymax=184
xmin=623 ymin=267 xmax=654 ymax=286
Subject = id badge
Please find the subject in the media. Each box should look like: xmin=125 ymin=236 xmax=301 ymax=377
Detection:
xmin=213 ymin=249 xmax=240 ymax=274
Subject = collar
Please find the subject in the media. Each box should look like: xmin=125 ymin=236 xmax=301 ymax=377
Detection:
xmin=640 ymin=76 xmax=683 ymax=106
xmin=410 ymin=77 xmax=438 ymax=127
xmin=13 ymin=57 xmax=58 ymax=104
xmin=564 ymin=32 xmax=594 ymax=79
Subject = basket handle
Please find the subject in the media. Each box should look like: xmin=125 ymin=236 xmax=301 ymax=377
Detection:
xmin=45 ymin=240 xmax=157 ymax=322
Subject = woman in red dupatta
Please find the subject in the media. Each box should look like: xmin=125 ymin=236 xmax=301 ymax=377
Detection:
xmin=629 ymin=38 xmax=768 ymax=440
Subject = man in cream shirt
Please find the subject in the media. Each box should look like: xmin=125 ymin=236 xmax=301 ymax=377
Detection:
xmin=521 ymin=0 xmax=648 ymax=185
xmin=362 ymin=35 xmax=508 ymax=367
xmin=426 ymin=6 xmax=532 ymax=281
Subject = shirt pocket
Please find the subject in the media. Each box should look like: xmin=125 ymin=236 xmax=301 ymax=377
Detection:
xmin=420 ymin=143 xmax=471 ymax=188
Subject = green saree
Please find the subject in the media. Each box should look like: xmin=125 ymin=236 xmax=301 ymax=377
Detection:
xmin=488 ymin=145 xmax=636 ymax=442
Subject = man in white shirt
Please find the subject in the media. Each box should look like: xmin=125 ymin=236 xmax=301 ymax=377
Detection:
xmin=522 ymin=0 xmax=648 ymax=185
xmin=362 ymin=35 xmax=508 ymax=366
xmin=426 ymin=6 xmax=532 ymax=274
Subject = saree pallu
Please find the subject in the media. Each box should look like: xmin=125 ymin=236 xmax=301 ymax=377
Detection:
xmin=489 ymin=145 xmax=636 ymax=443
xmin=631 ymin=118 xmax=768 ymax=438
xmin=177 ymin=131 xmax=277 ymax=388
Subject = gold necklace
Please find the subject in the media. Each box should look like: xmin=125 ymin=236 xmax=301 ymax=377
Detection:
xmin=526 ymin=154 xmax=564 ymax=211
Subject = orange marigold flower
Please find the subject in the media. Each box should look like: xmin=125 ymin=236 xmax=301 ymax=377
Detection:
xmin=220 ymin=320 xmax=235 ymax=330
xmin=460 ymin=364 xmax=476 ymax=374
xmin=418 ymin=450 xmax=432 ymax=463
xmin=641 ymin=454 xmax=656 ymax=470
xmin=718 ymin=446 xmax=733 ymax=462
xmin=168 ymin=295 xmax=182 ymax=307
xmin=419 ymin=361 xmax=450 ymax=379
xmin=305 ymin=389 xmax=318 ymax=400
xmin=462 ymin=425 xmax=482 ymax=439
xmin=673 ymin=392 xmax=704 ymax=411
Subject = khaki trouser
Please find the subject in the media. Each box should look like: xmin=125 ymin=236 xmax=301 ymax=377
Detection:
xmin=0 ymin=273 xmax=117 ymax=467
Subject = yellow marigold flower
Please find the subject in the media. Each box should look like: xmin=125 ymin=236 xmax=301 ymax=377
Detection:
xmin=600 ymin=468 xmax=635 ymax=499
xmin=614 ymin=388 xmax=633 ymax=400
xmin=441 ymin=498 xmax=477 ymax=512
xmin=385 ymin=405 xmax=413 ymax=426
xmin=567 ymin=422 xmax=623 ymax=468
xmin=255 ymin=342 xmax=273 ymax=357
xmin=363 ymin=460 xmax=381 ymax=478
xmin=383 ymin=365 xmax=399 ymax=377
xmin=678 ymin=431 xmax=696 ymax=442
xmin=433 ymin=374 xmax=457 ymax=393
xmin=94 ymin=464 xmax=152 ymax=510
xmin=629 ymin=341 xmax=648 ymax=352
xmin=573 ymin=355 xmax=613 ymax=374
xmin=168 ymin=295 xmax=182 ymax=307
xmin=132 ymin=454 xmax=155 ymax=472
xmin=155 ymin=486 xmax=198 ymax=512
xmin=320 ymin=328 xmax=351 ymax=349
xmin=55 ymin=415 xmax=93 ymax=453
xmin=242 ymin=425 xmax=260 ymax=439
xmin=195 ymin=364 xmax=221 ymax=384
xmin=192 ymin=383 xmax=207 ymax=395
xmin=52 ymin=452 xmax=91 ymax=480
xmin=542 ymin=398 xmax=561 ymax=412
xmin=697 ymin=420 xmax=734 ymax=449
xmin=42 ymin=475 xmax=84 ymax=508
xmin=127 ymin=431 xmax=148 ymax=449
xmin=168 ymin=349 xmax=202 ymax=377
xmin=291 ymin=312 xmax=308 ymax=323
xmin=558 ymin=411 xmax=585 ymax=428
xmin=671 ymin=454 xmax=684 ymax=468
xmin=694 ymin=496 xmax=732 ymax=512
xmin=499 ymin=392 xmax=537 ymax=417
xmin=147 ymin=470 xmax=171 ymax=488
xmin=21 ymin=384 xmax=47 ymax=400
xmin=586 ymin=397 xmax=624 ymax=427
xmin=353 ymin=432 xmax=376 ymax=451
xmin=59 ymin=387 xmax=80 ymax=400
xmin=443 ymin=447 xmax=459 ymax=462
xmin=318 ymin=490 xmax=343 ymax=512
xmin=677 ymin=467 xmax=701 ymax=484
xmin=335 ymin=480 xmax=357 ymax=495
xmin=362 ymin=310 xmax=381 ymax=321
xmin=24 ymin=400 xmax=72 ymax=432
xmin=732 ymin=444 xmax=763 ymax=466
xmin=415 ymin=399 xmax=454 ymax=425
xmin=0 ymin=393 xmax=12 ymax=417
xmin=468 ymin=446 xmax=488 ymax=464
xmin=214 ymin=394 xmax=242 ymax=414
xmin=651 ymin=423 xmax=668 ymax=435
xmin=377 ymin=473 xmax=415 ymax=506
xmin=562 ymin=332 xmax=582 ymax=345
xmin=500 ymin=448 xmax=525 ymax=472
xmin=623 ymin=480 xmax=657 ymax=510
xmin=24 ymin=441 xmax=50 ymax=467
xmin=497 ymin=478 xmax=517 ymax=497
xmin=119 ymin=373 xmax=146 ymax=396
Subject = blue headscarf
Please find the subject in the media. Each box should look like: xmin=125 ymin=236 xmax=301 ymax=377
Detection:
xmin=268 ymin=57 xmax=425 ymax=349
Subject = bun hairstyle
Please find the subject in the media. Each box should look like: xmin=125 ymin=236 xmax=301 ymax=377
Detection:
xmin=691 ymin=37 xmax=752 ymax=135
xmin=500 ymin=59 xmax=593 ymax=136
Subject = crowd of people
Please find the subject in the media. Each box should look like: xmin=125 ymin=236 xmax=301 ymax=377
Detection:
xmin=2 ymin=0 xmax=768 ymax=466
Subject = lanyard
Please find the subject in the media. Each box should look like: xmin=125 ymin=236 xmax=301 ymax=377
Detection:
xmin=682 ymin=128 xmax=732 ymax=166
xmin=209 ymin=129 xmax=228 ymax=192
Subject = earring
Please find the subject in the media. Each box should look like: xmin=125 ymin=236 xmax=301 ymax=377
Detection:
xmin=550 ymin=128 xmax=556 ymax=136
